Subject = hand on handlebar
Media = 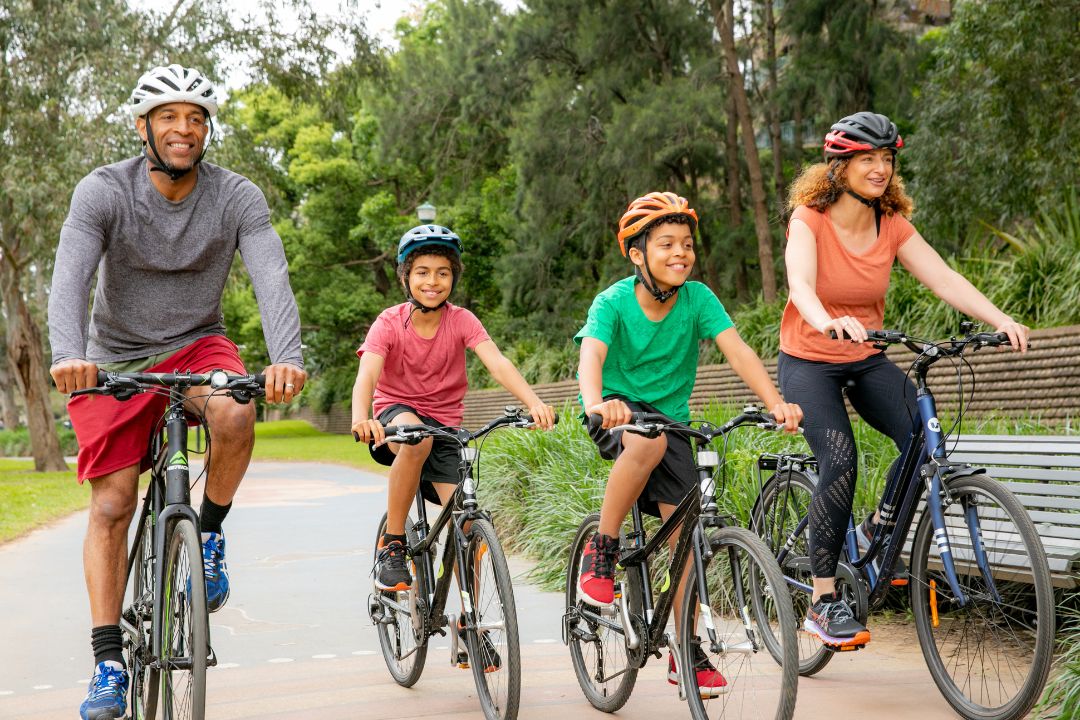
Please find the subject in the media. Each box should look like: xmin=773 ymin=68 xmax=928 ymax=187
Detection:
xmin=769 ymin=401 xmax=804 ymax=434
xmin=528 ymin=402 xmax=557 ymax=430
xmin=995 ymin=318 xmax=1030 ymax=353
xmin=351 ymin=418 xmax=385 ymax=446
xmin=586 ymin=399 xmax=633 ymax=430
xmin=264 ymin=363 xmax=307 ymax=404
xmin=823 ymin=316 xmax=868 ymax=344
xmin=50 ymin=359 xmax=99 ymax=395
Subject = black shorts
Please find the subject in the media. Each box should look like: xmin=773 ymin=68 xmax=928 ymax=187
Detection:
xmin=584 ymin=398 xmax=697 ymax=518
xmin=370 ymin=404 xmax=462 ymax=506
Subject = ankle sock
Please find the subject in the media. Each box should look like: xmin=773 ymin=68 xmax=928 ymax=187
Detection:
xmin=91 ymin=624 xmax=124 ymax=666
xmin=199 ymin=496 xmax=232 ymax=534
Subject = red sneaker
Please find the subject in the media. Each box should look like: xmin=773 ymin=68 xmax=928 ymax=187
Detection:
xmin=577 ymin=533 xmax=619 ymax=606
xmin=668 ymin=647 xmax=729 ymax=698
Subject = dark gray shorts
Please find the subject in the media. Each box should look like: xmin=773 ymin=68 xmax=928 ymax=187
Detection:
xmin=585 ymin=398 xmax=697 ymax=518
xmin=370 ymin=404 xmax=462 ymax=505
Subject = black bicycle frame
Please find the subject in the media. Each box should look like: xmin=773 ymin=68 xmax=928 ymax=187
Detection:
xmin=126 ymin=401 xmax=203 ymax=666
xmin=577 ymin=433 xmax=744 ymax=659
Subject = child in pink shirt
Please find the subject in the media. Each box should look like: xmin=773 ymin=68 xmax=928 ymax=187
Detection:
xmin=352 ymin=224 xmax=555 ymax=595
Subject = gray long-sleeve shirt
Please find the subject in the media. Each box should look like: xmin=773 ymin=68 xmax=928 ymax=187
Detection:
xmin=49 ymin=157 xmax=304 ymax=368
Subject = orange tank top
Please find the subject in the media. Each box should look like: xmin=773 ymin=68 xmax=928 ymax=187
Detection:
xmin=779 ymin=204 xmax=916 ymax=363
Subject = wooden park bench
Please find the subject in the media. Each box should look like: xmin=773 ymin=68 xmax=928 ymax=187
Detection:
xmin=938 ymin=434 xmax=1080 ymax=589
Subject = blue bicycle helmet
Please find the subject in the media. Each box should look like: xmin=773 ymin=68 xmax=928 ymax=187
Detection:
xmin=396 ymin=225 xmax=463 ymax=264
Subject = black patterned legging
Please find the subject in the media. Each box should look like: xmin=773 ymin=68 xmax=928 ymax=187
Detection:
xmin=777 ymin=351 xmax=918 ymax=578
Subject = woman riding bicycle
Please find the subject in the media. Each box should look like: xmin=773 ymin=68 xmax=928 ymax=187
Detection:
xmin=779 ymin=111 xmax=1029 ymax=649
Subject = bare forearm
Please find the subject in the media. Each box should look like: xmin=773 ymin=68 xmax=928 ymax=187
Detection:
xmin=931 ymin=270 xmax=1012 ymax=326
xmin=489 ymin=356 xmax=542 ymax=407
xmin=727 ymin=342 xmax=783 ymax=408
xmin=788 ymin=281 xmax=832 ymax=332
xmin=351 ymin=375 xmax=376 ymax=425
xmin=578 ymin=355 xmax=605 ymax=409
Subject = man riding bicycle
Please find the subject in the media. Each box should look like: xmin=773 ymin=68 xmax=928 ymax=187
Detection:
xmin=47 ymin=64 xmax=306 ymax=720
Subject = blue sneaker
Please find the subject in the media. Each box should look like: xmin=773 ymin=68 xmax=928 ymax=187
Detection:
xmin=80 ymin=661 xmax=128 ymax=720
xmin=202 ymin=531 xmax=230 ymax=612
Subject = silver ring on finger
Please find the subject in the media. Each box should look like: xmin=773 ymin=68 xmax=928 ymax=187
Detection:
xmin=285 ymin=383 xmax=296 ymax=389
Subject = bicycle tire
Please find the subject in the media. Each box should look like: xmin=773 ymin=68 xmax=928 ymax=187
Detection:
xmin=564 ymin=513 xmax=641 ymax=713
xmin=909 ymin=474 xmax=1055 ymax=720
xmin=159 ymin=517 xmax=207 ymax=720
xmin=680 ymin=526 xmax=798 ymax=720
xmin=462 ymin=517 xmax=521 ymax=720
xmin=750 ymin=470 xmax=833 ymax=676
xmin=128 ymin=509 xmax=159 ymax=719
xmin=373 ymin=512 xmax=429 ymax=686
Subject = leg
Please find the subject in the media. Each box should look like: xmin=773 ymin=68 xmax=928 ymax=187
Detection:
xmin=184 ymin=388 xmax=256 ymax=509
xmin=598 ymin=433 xmax=666 ymax=537
xmin=84 ymin=466 xmax=140 ymax=626
xmin=382 ymin=411 xmax=433 ymax=536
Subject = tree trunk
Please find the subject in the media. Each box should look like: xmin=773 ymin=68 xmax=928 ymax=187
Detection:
xmin=0 ymin=262 xmax=67 ymax=471
xmin=725 ymin=92 xmax=749 ymax=301
xmin=763 ymin=0 xmax=786 ymax=213
xmin=0 ymin=332 xmax=22 ymax=429
xmin=793 ymin=101 xmax=805 ymax=170
xmin=712 ymin=0 xmax=778 ymax=302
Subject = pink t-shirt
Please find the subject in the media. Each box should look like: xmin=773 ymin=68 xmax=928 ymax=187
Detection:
xmin=358 ymin=302 xmax=490 ymax=425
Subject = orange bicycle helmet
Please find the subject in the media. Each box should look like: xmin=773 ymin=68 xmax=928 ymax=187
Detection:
xmin=616 ymin=192 xmax=698 ymax=256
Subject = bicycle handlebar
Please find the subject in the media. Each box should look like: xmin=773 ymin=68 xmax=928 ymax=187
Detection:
xmin=71 ymin=370 xmax=266 ymax=403
xmin=589 ymin=406 xmax=791 ymax=442
xmin=352 ymin=407 xmax=560 ymax=445
xmin=829 ymin=327 xmax=1012 ymax=353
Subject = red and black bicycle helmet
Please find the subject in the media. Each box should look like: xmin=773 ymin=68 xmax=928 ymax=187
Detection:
xmin=823 ymin=112 xmax=904 ymax=158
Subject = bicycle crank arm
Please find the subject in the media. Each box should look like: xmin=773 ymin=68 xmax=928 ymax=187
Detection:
xmin=617 ymin=582 xmax=640 ymax=650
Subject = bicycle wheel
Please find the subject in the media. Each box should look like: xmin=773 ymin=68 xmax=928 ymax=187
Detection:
xmin=564 ymin=513 xmax=641 ymax=713
xmin=751 ymin=469 xmax=833 ymax=676
xmin=372 ymin=512 xmax=428 ymax=686
xmin=462 ymin=517 xmax=520 ymax=720
xmin=128 ymin=509 xmax=159 ymax=719
xmin=681 ymin=526 xmax=798 ymax=720
xmin=909 ymin=474 xmax=1054 ymax=720
xmin=159 ymin=518 xmax=207 ymax=720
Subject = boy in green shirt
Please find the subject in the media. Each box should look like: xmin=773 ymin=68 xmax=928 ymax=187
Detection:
xmin=575 ymin=191 xmax=802 ymax=696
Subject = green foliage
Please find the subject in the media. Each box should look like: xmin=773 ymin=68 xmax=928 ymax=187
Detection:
xmin=0 ymin=426 xmax=78 ymax=458
xmin=1038 ymin=590 xmax=1080 ymax=718
xmin=0 ymin=463 xmax=83 ymax=543
xmin=908 ymin=0 xmax=1080 ymax=246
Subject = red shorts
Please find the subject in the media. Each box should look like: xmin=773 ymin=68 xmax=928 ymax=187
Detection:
xmin=69 ymin=335 xmax=246 ymax=482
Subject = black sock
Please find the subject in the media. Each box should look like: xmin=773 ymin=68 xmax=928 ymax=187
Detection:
xmin=200 ymin=496 xmax=232 ymax=534
xmin=382 ymin=532 xmax=406 ymax=546
xmin=91 ymin=625 xmax=124 ymax=666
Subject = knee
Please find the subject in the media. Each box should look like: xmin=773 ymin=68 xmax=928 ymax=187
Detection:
xmin=90 ymin=488 xmax=137 ymax=528
xmin=208 ymin=403 xmax=256 ymax=447
xmin=622 ymin=434 xmax=667 ymax=466
xmin=395 ymin=437 xmax=433 ymax=464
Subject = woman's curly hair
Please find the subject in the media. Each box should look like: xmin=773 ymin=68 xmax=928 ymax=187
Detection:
xmin=787 ymin=156 xmax=914 ymax=218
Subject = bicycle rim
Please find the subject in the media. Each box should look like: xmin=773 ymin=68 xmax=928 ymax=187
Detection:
xmin=682 ymin=526 xmax=798 ymax=720
xmin=909 ymin=474 xmax=1055 ymax=720
xmin=129 ymin=510 xmax=159 ymax=719
xmin=752 ymin=471 xmax=833 ymax=676
xmin=463 ymin=518 xmax=520 ymax=720
xmin=159 ymin=518 xmax=207 ymax=720
xmin=373 ymin=513 xmax=428 ymax=686
xmin=564 ymin=514 xmax=639 ymax=712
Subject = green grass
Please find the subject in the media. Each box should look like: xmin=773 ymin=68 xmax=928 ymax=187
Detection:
xmin=249 ymin=420 xmax=387 ymax=473
xmin=0 ymin=459 xmax=84 ymax=543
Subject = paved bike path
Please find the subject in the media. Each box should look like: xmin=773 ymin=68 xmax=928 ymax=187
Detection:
xmin=0 ymin=460 xmax=966 ymax=718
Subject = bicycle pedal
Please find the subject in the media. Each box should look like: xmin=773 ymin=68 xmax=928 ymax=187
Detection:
xmin=890 ymin=577 xmax=909 ymax=587
xmin=456 ymin=652 xmax=470 ymax=669
xmin=824 ymin=642 xmax=866 ymax=653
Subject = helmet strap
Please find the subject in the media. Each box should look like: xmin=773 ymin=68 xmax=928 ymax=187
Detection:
xmin=844 ymin=188 xmax=877 ymax=208
xmin=634 ymin=244 xmax=681 ymax=303
xmin=143 ymin=115 xmax=213 ymax=182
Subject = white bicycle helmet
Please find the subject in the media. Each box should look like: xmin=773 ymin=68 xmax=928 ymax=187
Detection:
xmin=129 ymin=64 xmax=221 ymax=118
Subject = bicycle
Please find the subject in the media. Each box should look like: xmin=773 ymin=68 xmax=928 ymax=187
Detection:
xmin=72 ymin=369 xmax=265 ymax=720
xmin=562 ymin=408 xmax=800 ymax=720
xmin=364 ymin=407 xmax=552 ymax=720
xmin=750 ymin=325 xmax=1055 ymax=720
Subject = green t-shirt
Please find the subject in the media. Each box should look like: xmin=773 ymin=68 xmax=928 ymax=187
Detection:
xmin=574 ymin=277 xmax=735 ymax=421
